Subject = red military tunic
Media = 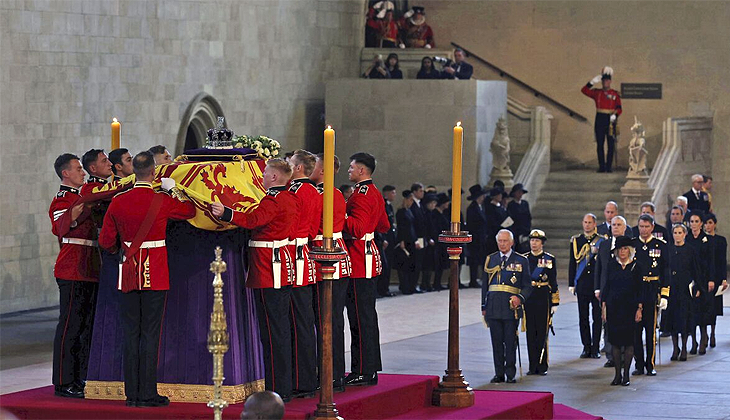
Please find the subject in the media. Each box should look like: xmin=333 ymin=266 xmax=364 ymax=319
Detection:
xmin=80 ymin=175 xmax=111 ymax=229
xmin=288 ymin=178 xmax=320 ymax=287
xmin=222 ymin=186 xmax=298 ymax=289
xmin=312 ymin=185 xmax=352 ymax=280
xmin=49 ymin=185 xmax=100 ymax=282
xmin=581 ymin=84 xmax=623 ymax=116
xmin=344 ymin=179 xmax=390 ymax=279
xmin=367 ymin=18 xmax=399 ymax=44
xmin=98 ymin=182 xmax=196 ymax=291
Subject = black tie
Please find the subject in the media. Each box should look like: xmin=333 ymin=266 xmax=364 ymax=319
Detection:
xmin=501 ymin=255 xmax=507 ymax=268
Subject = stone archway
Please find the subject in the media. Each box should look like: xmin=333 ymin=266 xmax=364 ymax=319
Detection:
xmin=175 ymin=93 xmax=226 ymax=156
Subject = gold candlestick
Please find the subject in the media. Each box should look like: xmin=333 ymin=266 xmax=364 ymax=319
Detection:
xmin=208 ymin=246 xmax=229 ymax=420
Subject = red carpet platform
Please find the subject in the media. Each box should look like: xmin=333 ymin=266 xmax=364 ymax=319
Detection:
xmin=1 ymin=374 xmax=601 ymax=420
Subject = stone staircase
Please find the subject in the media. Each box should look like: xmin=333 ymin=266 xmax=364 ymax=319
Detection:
xmin=530 ymin=169 xmax=626 ymax=281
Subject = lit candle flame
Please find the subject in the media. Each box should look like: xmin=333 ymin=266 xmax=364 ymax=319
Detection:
xmin=112 ymin=117 xmax=118 ymax=123
xmin=456 ymin=121 xmax=461 ymax=127
xmin=327 ymin=125 xmax=332 ymax=129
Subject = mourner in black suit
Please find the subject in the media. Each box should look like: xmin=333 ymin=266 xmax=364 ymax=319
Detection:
xmin=683 ymin=174 xmax=711 ymax=216
xmin=631 ymin=201 xmax=669 ymax=242
xmin=429 ymin=194 xmax=451 ymax=291
xmin=395 ymin=190 xmax=418 ymax=295
xmin=466 ymin=185 xmax=488 ymax=289
xmin=507 ymin=184 xmax=532 ymax=253
xmin=377 ymin=185 xmax=397 ymax=297
xmin=482 ymin=229 xmax=532 ymax=383
xmin=597 ymin=201 xmax=632 ymax=238
xmin=485 ymin=188 xmax=508 ymax=256
xmin=410 ymin=183 xmax=427 ymax=293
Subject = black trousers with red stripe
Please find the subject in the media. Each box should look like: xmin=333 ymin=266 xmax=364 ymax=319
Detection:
xmin=120 ymin=290 xmax=167 ymax=401
xmin=290 ymin=285 xmax=317 ymax=391
xmin=53 ymin=279 xmax=98 ymax=387
xmin=255 ymin=287 xmax=293 ymax=397
xmin=346 ymin=277 xmax=383 ymax=374
xmin=315 ymin=278 xmax=350 ymax=382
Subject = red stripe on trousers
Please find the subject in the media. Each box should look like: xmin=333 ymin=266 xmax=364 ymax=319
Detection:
xmin=58 ymin=282 xmax=76 ymax=385
xmin=290 ymin=302 xmax=299 ymax=388
xmin=156 ymin=292 xmax=168 ymax=368
xmin=352 ymin=281 xmax=364 ymax=374
xmin=261 ymin=292 xmax=276 ymax=391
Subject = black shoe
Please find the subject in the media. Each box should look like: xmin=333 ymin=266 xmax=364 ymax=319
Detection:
xmin=292 ymin=389 xmax=316 ymax=399
xmin=621 ymin=379 xmax=630 ymax=386
xmin=679 ymin=349 xmax=688 ymax=361
xmin=604 ymin=360 xmax=615 ymax=368
xmin=489 ymin=375 xmax=505 ymax=383
xmin=526 ymin=371 xmax=536 ymax=376
xmin=414 ymin=287 xmax=424 ymax=294
xmin=690 ymin=343 xmax=698 ymax=355
xmin=590 ymin=352 xmax=602 ymax=359
xmin=505 ymin=377 xmax=516 ymax=383
xmin=333 ymin=377 xmax=346 ymax=393
xmin=344 ymin=372 xmax=378 ymax=386
xmin=281 ymin=394 xmax=292 ymax=403
xmin=597 ymin=168 xmax=606 ymax=173
xmin=73 ymin=379 xmax=86 ymax=390
xmin=610 ymin=376 xmax=622 ymax=386
xmin=54 ymin=384 xmax=84 ymax=399
xmin=468 ymin=281 xmax=480 ymax=288
xmin=660 ymin=331 xmax=671 ymax=338
xmin=646 ymin=369 xmax=657 ymax=376
xmin=710 ymin=334 xmax=716 ymax=348
xmin=579 ymin=350 xmax=590 ymax=359
xmin=606 ymin=169 xmax=613 ymax=173
xmin=125 ymin=398 xmax=138 ymax=407
xmin=458 ymin=283 xmax=467 ymax=289
xmin=632 ymin=368 xmax=644 ymax=376
xmin=537 ymin=371 xmax=547 ymax=376
xmin=137 ymin=395 xmax=170 ymax=407
xmin=433 ymin=284 xmax=446 ymax=291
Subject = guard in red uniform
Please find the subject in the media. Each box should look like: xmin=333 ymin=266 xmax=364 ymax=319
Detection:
xmin=343 ymin=153 xmax=390 ymax=386
xmin=310 ymin=153 xmax=352 ymax=392
xmin=99 ymin=152 xmax=196 ymax=408
xmin=211 ymin=158 xmax=298 ymax=402
xmin=49 ymin=154 xmax=100 ymax=399
xmin=581 ymin=66 xmax=622 ymax=173
xmin=286 ymin=150 xmax=320 ymax=397
xmin=79 ymin=149 xmax=114 ymax=225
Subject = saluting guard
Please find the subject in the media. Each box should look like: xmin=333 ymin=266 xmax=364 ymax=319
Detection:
xmin=581 ymin=66 xmax=622 ymax=173
xmin=523 ymin=229 xmax=559 ymax=375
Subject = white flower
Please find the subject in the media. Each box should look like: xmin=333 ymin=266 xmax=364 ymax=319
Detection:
xmin=253 ymin=141 xmax=262 ymax=148
xmin=271 ymin=140 xmax=280 ymax=148
xmin=264 ymin=148 xmax=270 ymax=156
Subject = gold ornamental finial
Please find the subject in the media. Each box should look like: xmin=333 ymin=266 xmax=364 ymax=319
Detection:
xmin=208 ymin=246 xmax=229 ymax=420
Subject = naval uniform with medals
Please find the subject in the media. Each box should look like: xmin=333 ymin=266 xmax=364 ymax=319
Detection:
xmin=570 ymin=230 xmax=605 ymax=357
xmin=482 ymin=250 xmax=532 ymax=382
xmin=632 ymin=234 xmax=670 ymax=375
xmin=524 ymin=247 xmax=559 ymax=375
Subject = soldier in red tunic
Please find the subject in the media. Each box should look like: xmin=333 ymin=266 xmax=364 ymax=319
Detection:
xmin=99 ymin=152 xmax=196 ymax=407
xmin=211 ymin=158 xmax=298 ymax=402
xmin=343 ymin=153 xmax=391 ymax=386
xmin=286 ymin=150 xmax=320 ymax=397
xmin=310 ymin=153 xmax=352 ymax=392
xmin=49 ymin=153 xmax=101 ymax=399
xmin=581 ymin=66 xmax=623 ymax=173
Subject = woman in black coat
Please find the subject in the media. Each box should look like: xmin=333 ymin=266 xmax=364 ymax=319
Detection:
xmin=601 ymin=236 xmax=643 ymax=386
xmin=704 ymin=213 xmax=728 ymax=347
xmin=429 ymin=194 xmax=451 ymax=291
xmin=395 ymin=190 xmax=418 ymax=294
xmin=686 ymin=213 xmax=713 ymax=354
xmin=666 ymin=224 xmax=701 ymax=361
xmin=416 ymin=56 xmax=441 ymax=79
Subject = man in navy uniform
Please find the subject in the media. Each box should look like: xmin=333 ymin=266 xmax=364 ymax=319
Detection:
xmin=482 ymin=229 xmax=532 ymax=383
xmin=570 ymin=213 xmax=605 ymax=359
xmin=523 ymin=229 xmax=559 ymax=375
xmin=632 ymin=214 xmax=670 ymax=376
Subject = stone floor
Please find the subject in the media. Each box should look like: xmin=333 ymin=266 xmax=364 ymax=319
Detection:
xmin=2 ymin=277 xmax=729 ymax=420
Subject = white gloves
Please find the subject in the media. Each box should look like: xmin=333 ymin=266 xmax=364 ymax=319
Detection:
xmin=161 ymin=178 xmax=175 ymax=191
xmin=403 ymin=8 xmax=414 ymax=19
xmin=658 ymin=298 xmax=668 ymax=311
xmin=590 ymin=75 xmax=602 ymax=85
xmin=569 ymin=287 xmax=575 ymax=295
xmin=425 ymin=44 xmax=432 ymax=49
xmin=551 ymin=306 xmax=557 ymax=316
xmin=610 ymin=114 xmax=617 ymax=123
xmin=398 ymin=43 xmax=405 ymax=49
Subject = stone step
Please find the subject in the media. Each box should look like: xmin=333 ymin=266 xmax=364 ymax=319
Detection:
xmin=543 ymin=170 xmax=626 ymax=182
xmin=536 ymin=191 xmax=621 ymax=203
xmin=532 ymin=208 xmax=608 ymax=219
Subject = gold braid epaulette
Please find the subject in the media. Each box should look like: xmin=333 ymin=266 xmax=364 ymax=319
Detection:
xmin=484 ymin=259 xmax=501 ymax=283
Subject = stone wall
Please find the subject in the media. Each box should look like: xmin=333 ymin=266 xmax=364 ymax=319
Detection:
xmin=0 ymin=0 xmax=365 ymax=313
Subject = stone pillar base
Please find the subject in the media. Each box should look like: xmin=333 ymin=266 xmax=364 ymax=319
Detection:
xmin=488 ymin=170 xmax=514 ymax=189
xmin=621 ymin=176 xmax=653 ymax=226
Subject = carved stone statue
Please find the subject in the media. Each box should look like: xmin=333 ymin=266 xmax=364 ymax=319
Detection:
xmin=489 ymin=116 xmax=514 ymax=187
xmin=628 ymin=116 xmax=648 ymax=178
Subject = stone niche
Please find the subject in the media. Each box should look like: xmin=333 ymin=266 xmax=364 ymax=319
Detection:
xmin=325 ymin=79 xmax=508 ymax=190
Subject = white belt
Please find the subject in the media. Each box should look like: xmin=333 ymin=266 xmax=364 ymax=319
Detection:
xmin=313 ymin=232 xmax=343 ymax=241
xmin=288 ymin=237 xmax=309 ymax=247
xmin=361 ymin=232 xmax=375 ymax=278
xmin=248 ymin=239 xmax=289 ymax=289
xmin=62 ymin=238 xmax=98 ymax=247
xmin=123 ymin=240 xmax=166 ymax=249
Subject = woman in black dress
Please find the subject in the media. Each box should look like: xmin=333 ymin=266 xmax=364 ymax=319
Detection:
xmin=395 ymin=190 xmax=418 ymax=294
xmin=704 ymin=213 xmax=728 ymax=347
xmin=686 ymin=213 xmax=712 ymax=354
xmin=601 ymin=236 xmax=643 ymax=386
xmin=666 ymin=224 xmax=701 ymax=361
xmin=416 ymin=56 xmax=441 ymax=79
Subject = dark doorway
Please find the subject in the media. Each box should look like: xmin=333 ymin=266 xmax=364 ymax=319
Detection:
xmin=184 ymin=124 xmax=199 ymax=151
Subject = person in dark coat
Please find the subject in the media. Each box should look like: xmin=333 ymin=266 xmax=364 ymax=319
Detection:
xmin=666 ymin=223 xmax=701 ymax=361
xmin=665 ymin=205 xmax=687 ymax=245
xmin=703 ymin=213 xmax=727 ymax=348
xmin=507 ymin=184 xmax=531 ymax=254
xmin=485 ymin=188 xmax=508 ymax=256
xmin=430 ymin=194 xmax=451 ymax=291
xmin=416 ymin=56 xmax=441 ymax=79
xmin=385 ymin=53 xmax=403 ymax=79
xmin=631 ymin=201 xmax=669 ymax=241
xmin=601 ymin=236 xmax=643 ymax=386
xmin=686 ymin=213 xmax=713 ymax=354
xmin=593 ymin=215 xmax=624 ymax=367
xmin=683 ymin=174 xmax=711 ymax=216
xmin=419 ymin=194 xmax=439 ymax=291
xmin=466 ymin=185 xmax=488 ymax=289
xmin=395 ymin=190 xmax=418 ymax=295
xmin=377 ymin=185 xmax=397 ymax=298
xmin=410 ymin=183 xmax=427 ymax=293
